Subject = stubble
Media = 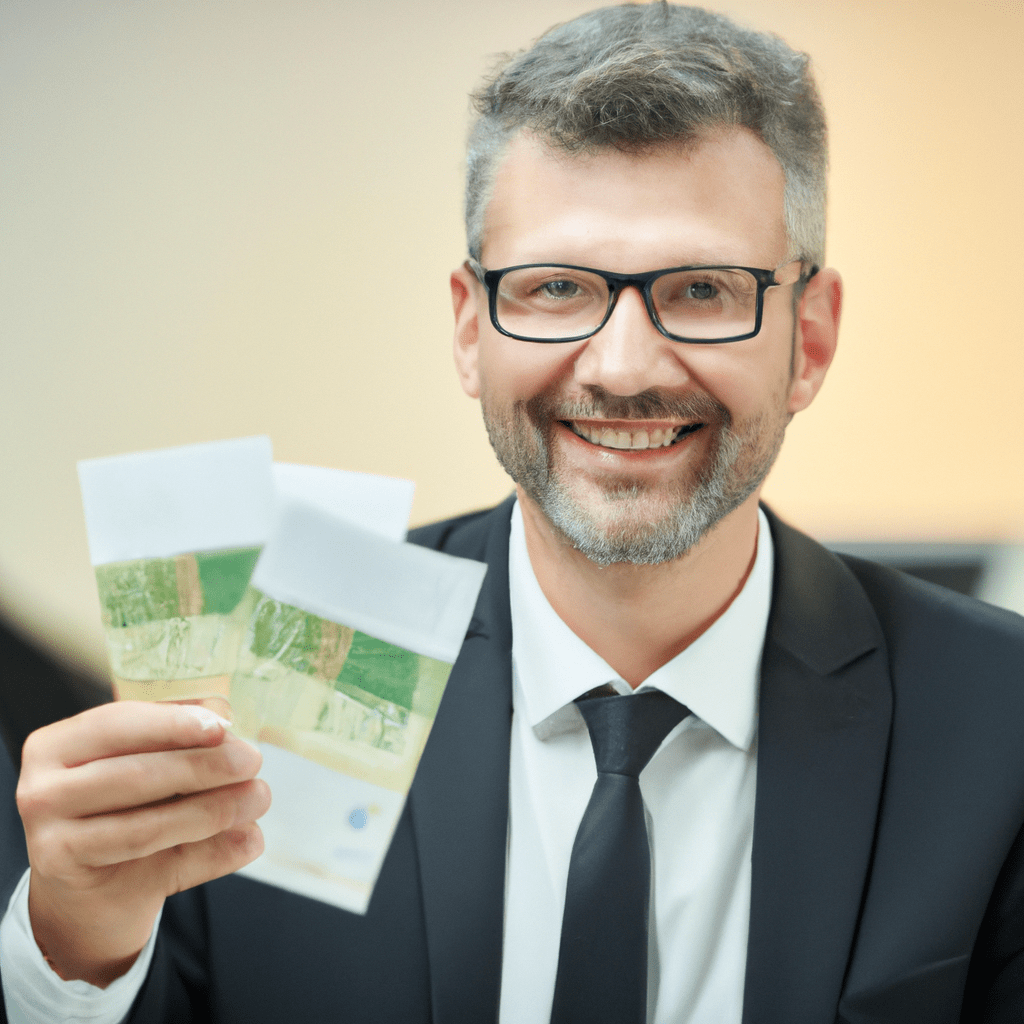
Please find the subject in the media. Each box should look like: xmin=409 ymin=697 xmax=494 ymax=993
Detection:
xmin=481 ymin=385 xmax=788 ymax=566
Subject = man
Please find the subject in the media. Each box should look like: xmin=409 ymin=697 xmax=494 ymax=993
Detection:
xmin=3 ymin=4 xmax=1023 ymax=1022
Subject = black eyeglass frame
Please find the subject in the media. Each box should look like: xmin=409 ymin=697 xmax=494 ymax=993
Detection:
xmin=467 ymin=258 xmax=817 ymax=344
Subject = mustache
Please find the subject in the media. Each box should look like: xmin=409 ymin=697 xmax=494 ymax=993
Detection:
xmin=532 ymin=386 xmax=730 ymax=425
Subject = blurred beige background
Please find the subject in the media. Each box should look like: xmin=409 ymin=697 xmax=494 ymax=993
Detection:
xmin=2 ymin=0 xmax=1022 ymax=678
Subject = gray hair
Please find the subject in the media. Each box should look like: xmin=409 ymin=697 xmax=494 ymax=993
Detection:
xmin=465 ymin=2 xmax=828 ymax=267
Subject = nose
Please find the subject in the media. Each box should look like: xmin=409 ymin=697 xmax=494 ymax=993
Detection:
xmin=572 ymin=285 xmax=692 ymax=396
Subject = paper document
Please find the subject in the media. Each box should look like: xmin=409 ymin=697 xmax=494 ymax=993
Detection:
xmin=79 ymin=437 xmax=275 ymax=702
xmin=79 ymin=441 xmax=415 ymax=702
xmin=78 ymin=439 xmax=477 ymax=913
xmin=272 ymin=462 xmax=414 ymax=542
xmin=233 ymin=498 xmax=486 ymax=913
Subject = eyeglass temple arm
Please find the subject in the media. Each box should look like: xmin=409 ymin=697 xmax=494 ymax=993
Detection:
xmin=465 ymin=257 xmax=486 ymax=284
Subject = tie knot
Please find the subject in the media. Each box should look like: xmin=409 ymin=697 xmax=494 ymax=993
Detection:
xmin=575 ymin=689 xmax=689 ymax=777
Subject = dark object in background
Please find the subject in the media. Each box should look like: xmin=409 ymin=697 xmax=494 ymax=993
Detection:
xmin=0 ymin=618 xmax=109 ymax=770
xmin=826 ymin=541 xmax=992 ymax=602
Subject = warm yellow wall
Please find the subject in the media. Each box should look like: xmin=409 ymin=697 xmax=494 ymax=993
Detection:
xmin=2 ymin=0 xmax=1022 ymax=676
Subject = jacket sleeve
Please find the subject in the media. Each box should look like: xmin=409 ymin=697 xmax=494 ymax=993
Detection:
xmin=124 ymin=888 xmax=212 ymax=1023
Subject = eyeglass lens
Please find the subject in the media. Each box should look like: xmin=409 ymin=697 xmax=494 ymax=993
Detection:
xmin=494 ymin=266 xmax=761 ymax=341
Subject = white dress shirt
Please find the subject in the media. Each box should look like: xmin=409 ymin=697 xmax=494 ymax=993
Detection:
xmin=499 ymin=502 xmax=772 ymax=1023
xmin=1 ymin=868 xmax=158 ymax=1024
xmin=1 ymin=503 xmax=772 ymax=1024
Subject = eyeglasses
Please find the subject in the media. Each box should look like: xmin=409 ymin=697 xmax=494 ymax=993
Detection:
xmin=467 ymin=258 xmax=815 ymax=344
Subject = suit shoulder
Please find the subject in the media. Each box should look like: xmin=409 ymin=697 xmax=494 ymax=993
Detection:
xmin=765 ymin=505 xmax=1024 ymax=684
xmin=839 ymin=552 xmax=1024 ymax=669
xmin=407 ymin=496 xmax=515 ymax=561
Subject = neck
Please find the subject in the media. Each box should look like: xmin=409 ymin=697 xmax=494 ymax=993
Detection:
xmin=517 ymin=489 xmax=762 ymax=688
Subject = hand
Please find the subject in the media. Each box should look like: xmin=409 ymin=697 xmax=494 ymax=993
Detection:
xmin=16 ymin=700 xmax=271 ymax=987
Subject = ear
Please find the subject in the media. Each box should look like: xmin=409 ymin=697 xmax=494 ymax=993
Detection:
xmin=451 ymin=263 xmax=483 ymax=399
xmin=788 ymin=267 xmax=842 ymax=414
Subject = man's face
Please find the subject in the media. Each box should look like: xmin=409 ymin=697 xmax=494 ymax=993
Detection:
xmin=452 ymin=129 xmax=824 ymax=565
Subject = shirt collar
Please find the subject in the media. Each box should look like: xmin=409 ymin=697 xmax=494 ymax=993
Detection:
xmin=508 ymin=501 xmax=772 ymax=751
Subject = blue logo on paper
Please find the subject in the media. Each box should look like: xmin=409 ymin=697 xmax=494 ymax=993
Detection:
xmin=347 ymin=803 xmax=381 ymax=830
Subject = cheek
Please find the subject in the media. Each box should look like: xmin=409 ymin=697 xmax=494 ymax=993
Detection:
xmin=677 ymin=344 xmax=793 ymax=420
xmin=675 ymin=347 xmax=754 ymax=404
xmin=477 ymin=334 xmax=579 ymax=404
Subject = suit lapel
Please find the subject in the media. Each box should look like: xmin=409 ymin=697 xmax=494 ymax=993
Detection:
xmin=742 ymin=511 xmax=893 ymax=1023
xmin=408 ymin=500 xmax=514 ymax=1023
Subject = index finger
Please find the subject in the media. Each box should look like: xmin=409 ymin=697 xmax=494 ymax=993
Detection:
xmin=24 ymin=701 xmax=234 ymax=770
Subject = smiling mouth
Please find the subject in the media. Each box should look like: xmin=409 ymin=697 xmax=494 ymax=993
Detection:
xmin=564 ymin=420 xmax=704 ymax=451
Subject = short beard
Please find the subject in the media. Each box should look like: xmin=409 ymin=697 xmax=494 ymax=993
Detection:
xmin=482 ymin=386 xmax=787 ymax=567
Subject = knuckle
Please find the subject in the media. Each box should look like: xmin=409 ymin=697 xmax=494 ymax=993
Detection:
xmin=183 ymin=747 xmax=222 ymax=789
xmin=197 ymin=743 xmax=253 ymax=785
xmin=16 ymin=777 xmax=55 ymax=823
xmin=31 ymin=847 xmax=62 ymax=879
xmin=208 ymin=792 xmax=239 ymax=835
xmin=18 ymin=726 xmax=50 ymax=768
xmin=29 ymin=826 xmax=76 ymax=879
xmin=117 ymin=831 xmax=151 ymax=862
xmin=106 ymin=812 xmax=157 ymax=862
xmin=166 ymin=854 xmax=188 ymax=897
xmin=200 ymin=783 xmax=249 ymax=836
xmin=163 ymin=749 xmax=217 ymax=800
xmin=55 ymin=833 xmax=84 ymax=875
xmin=64 ymin=825 xmax=103 ymax=868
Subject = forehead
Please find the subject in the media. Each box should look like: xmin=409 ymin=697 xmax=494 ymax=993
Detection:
xmin=481 ymin=129 xmax=788 ymax=271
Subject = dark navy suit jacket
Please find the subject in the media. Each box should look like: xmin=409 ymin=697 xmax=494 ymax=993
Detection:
xmin=2 ymin=499 xmax=1023 ymax=1022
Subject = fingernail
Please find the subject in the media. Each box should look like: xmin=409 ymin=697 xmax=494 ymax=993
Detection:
xmin=181 ymin=705 xmax=232 ymax=731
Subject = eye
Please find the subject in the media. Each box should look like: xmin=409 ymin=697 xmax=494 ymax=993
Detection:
xmin=497 ymin=266 xmax=606 ymax=313
xmin=685 ymin=280 xmax=719 ymax=302
xmin=537 ymin=278 xmax=584 ymax=300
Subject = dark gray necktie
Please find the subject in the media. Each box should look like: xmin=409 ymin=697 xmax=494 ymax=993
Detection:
xmin=550 ymin=687 xmax=690 ymax=1024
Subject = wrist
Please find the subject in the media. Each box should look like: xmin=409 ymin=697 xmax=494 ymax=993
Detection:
xmin=27 ymin=874 xmax=160 ymax=988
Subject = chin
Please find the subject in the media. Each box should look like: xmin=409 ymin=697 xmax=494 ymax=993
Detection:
xmin=534 ymin=475 xmax=745 ymax=566
xmin=482 ymin=390 xmax=787 ymax=567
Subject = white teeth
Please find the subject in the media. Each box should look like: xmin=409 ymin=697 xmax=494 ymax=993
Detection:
xmin=571 ymin=422 xmax=684 ymax=450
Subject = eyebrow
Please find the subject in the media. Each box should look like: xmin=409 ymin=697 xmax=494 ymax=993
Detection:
xmin=507 ymin=246 xmax=767 ymax=271
xmin=498 ymin=258 xmax=769 ymax=275
xmin=660 ymin=244 xmax=780 ymax=268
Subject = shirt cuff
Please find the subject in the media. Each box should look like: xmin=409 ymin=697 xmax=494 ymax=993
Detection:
xmin=0 ymin=868 xmax=161 ymax=1024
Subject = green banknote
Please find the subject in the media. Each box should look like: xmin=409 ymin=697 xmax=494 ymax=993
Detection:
xmin=95 ymin=546 xmax=262 ymax=701
xmin=231 ymin=589 xmax=451 ymax=792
